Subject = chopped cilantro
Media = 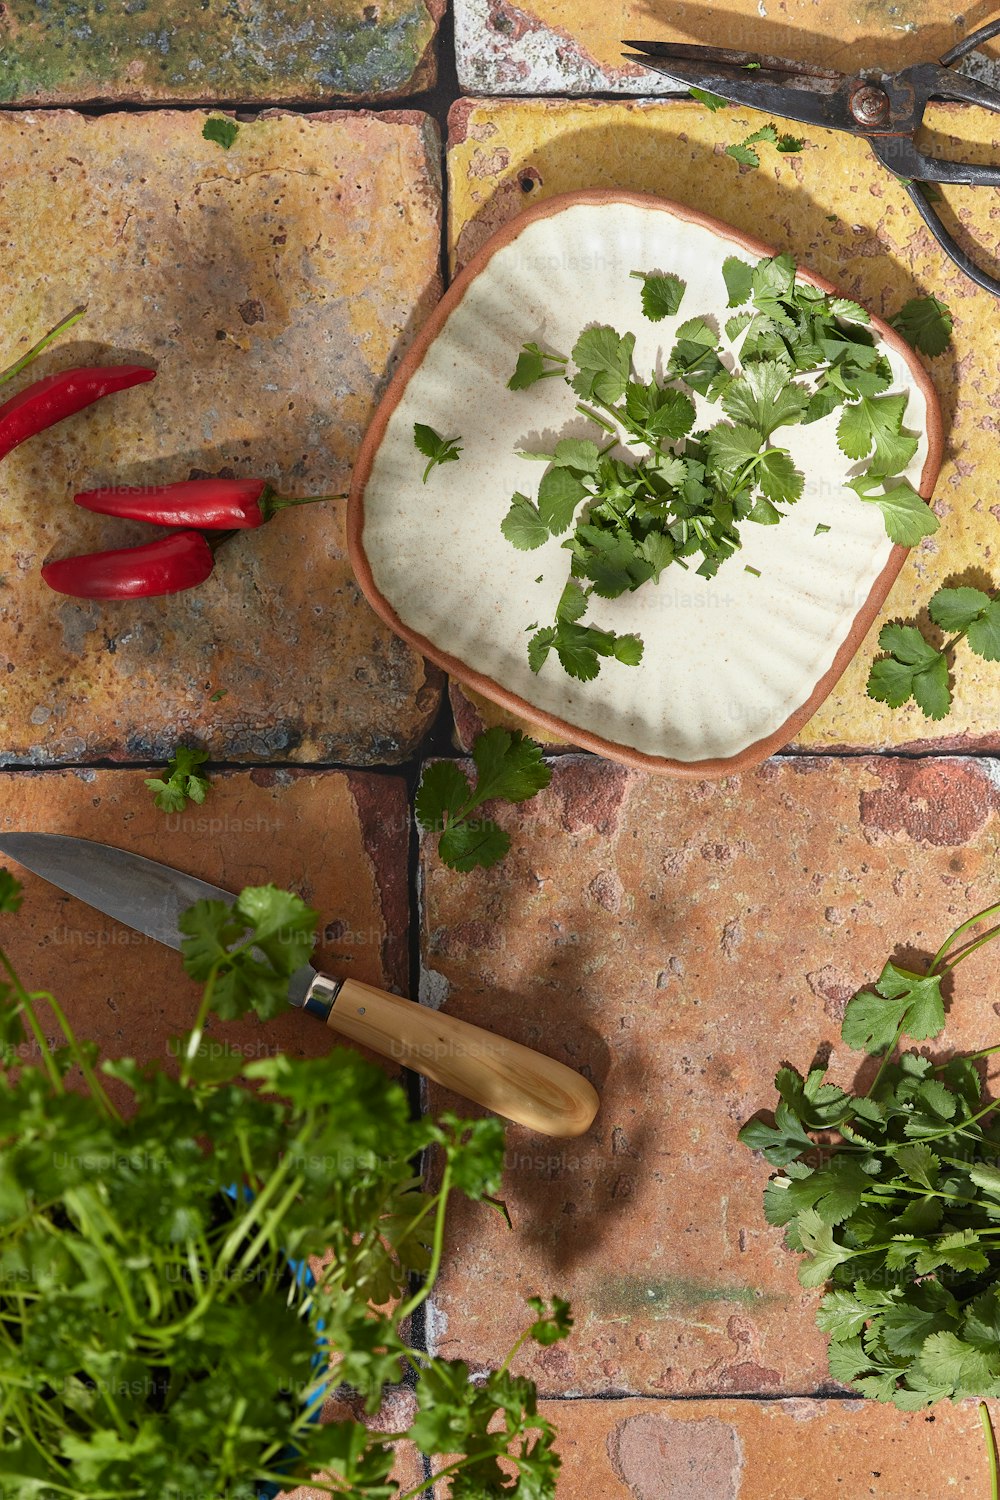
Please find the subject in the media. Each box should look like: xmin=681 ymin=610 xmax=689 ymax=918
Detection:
xmin=413 ymin=423 xmax=462 ymax=483
xmin=145 ymin=747 xmax=211 ymax=813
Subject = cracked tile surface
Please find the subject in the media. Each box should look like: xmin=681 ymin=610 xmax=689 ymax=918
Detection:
xmin=0 ymin=109 xmax=443 ymax=765
xmin=446 ymin=98 xmax=1000 ymax=756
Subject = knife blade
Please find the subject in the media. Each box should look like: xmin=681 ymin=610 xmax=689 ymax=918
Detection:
xmin=0 ymin=832 xmax=599 ymax=1138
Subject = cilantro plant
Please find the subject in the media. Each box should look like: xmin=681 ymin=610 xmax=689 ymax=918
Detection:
xmin=416 ymin=727 xmax=551 ymax=872
xmin=868 ymin=584 xmax=1000 ymax=719
xmin=741 ymin=900 xmax=1000 ymax=1421
xmin=413 ymin=423 xmax=462 ymax=483
xmin=145 ymin=744 xmax=211 ymax=812
xmin=502 ymin=251 xmax=940 ymax=681
xmin=0 ymin=871 xmax=570 ymax=1497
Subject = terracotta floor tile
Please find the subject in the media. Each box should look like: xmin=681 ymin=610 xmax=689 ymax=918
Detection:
xmin=0 ymin=767 xmax=409 ymax=1102
xmin=420 ymin=753 xmax=1000 ymax=1395
xmin=0 ymin=2 xmax=441 ymax=104
xmin=446 ymin=99 xmax=1000 ymax=757
xmin=454 ymin=0 xmax=994 ymax=95
xmin=0 ymin=109 xmax=443 ymax=766
xmin=523 ymin=1395 xmax=988 ymax=1499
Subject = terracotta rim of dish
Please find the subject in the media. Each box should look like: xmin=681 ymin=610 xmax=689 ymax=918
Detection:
xmin=348 ymin=188 xmax=945 ymax=777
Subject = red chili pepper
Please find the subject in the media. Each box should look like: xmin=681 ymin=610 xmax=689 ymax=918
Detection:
xmin=74 ymin=477 xmax=270 ymax=529
xmin=0 ymin=365 xmax=156 ymax=462
xmin=73 ymin=477 xmax=343 ymax=529
xmin=41 ymin=530 xmax=215 ymax=599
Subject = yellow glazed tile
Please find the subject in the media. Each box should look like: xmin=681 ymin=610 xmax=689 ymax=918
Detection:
xmin=447 ymin=98 xmax=1000 ymax=754
xmin=0 ymin=109 xmax=444 ymax=765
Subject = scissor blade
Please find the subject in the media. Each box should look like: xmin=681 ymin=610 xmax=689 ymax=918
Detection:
xmin=622 ymin=40 xmax=850 ymax=130
xmin=0 ymin=832 xmax=318 ymax=1006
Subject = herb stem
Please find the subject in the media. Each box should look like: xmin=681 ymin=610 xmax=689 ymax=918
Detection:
xmin=982 ymin=1403 xmax=999 ymax=1500
xmin=396 ymin=1161 xmax=453 ymax=1324
xmin=929 ymin=901 xmax=1000 ymax=974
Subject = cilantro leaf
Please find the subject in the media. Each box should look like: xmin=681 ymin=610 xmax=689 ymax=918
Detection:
xmin=841 ymin=962 xmax=946 ymax=1053
xmin=738 ymin=1102 xmax=815 ymax=1166
xmin=507 ymin=341 xmax=568 ymax=390
xmin=527 ymin=1295 xmax=573 ymax=1346
xmin=836 ymin=394 xmax=917 ymax=474
xmin=797 ymin=1209 xmax=856 ymax=1287
xmin=144 ymin=746 xmax=211 ymax=813
xmin=867 ymin=621 xmax=949 ymax=718
xmin=414 ymin=423 xmax=462 ymax=483
xmin=202 ymin=117 xmax=239 ymax=150
xmin=929 ymin=587 xmax=1000 ymax=661
xmin=470 ymin=727 xmax=552 ymax=804
xmin=890 ymin=296 xmax=953 ymax=357
xmin=776 ymin=134 xmax=805 ymax=153
xmin=721 ymin=359 xmax=808 ymax=438
xmin=725 ymin=141 xmax=763 ymax=168
xmin=757 ymin=448 xmax=804 ymax=507
xmin=631 ymin=270 xmax=686 ymax=322
xmin=501 ymin=492 xmax=548 ymax=551
xmin=847 ymin=475 xmax=939 ymax=547
xmin=417 ymin=731 xmax=549 ymax=873
xmin=415 ymin=760 xmax=471 ymax=833
xmin=537 ymin=466 xmax=589 ymax=534
xmin=689 ymin=86 xmax=729 ymax=111
xmin=439 ymin=820 xmax=510 ymax=873
xmin=178 ymin=886 xmax=318 ymax=1019
xmin=570 ymin=326 xmax=635 ymax=404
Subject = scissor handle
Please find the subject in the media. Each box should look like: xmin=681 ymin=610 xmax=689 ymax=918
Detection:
xmin=941 ymin=13 xmax=1000 ymax=66
xmin=905 ymin=180 xmax=1000 ymax=299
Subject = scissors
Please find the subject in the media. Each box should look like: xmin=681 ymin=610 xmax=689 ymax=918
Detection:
xmin=624 ymin=16 xmax=1000 ymax=297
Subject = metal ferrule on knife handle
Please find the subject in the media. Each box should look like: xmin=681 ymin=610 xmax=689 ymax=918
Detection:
xmin=306 ymin=973 xmax=600 ymax=1138
xmin=302 ymin=972 xmax=340 ymax=1021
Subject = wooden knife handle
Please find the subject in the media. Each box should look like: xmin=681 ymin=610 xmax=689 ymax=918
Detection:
xmin=320 ymin=976 xmax=599 ymax=1138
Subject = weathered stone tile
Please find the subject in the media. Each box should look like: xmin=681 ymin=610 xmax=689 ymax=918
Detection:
xmin=518 ymin=1396 xmax=986 ymax=1498
xmin=0 ymin=109 xmax=443 ymax=766
xmin=421 ymin=754 xmax=1000 ymax=1394
xmin=455 ymin=0 xmax=986 ymax=95
xmin=1 ymin=2 xmax=442 ymax=104
xmin=0 ymin=767 xmax=409 ymax=1097
xmin=447 ymin=99 xmax=1000 ymax=755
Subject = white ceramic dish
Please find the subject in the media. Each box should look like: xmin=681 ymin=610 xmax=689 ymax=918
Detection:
xmin=349 ymin=191 xmax=943 ymax=776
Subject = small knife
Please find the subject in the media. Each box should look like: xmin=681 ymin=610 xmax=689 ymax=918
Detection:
xmin=0 ymin=833 xmax=599 ymax=1138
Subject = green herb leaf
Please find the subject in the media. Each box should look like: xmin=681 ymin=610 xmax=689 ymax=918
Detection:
xmin=501 ymin=492 xmax=549 ymax=550
xmin=631 ymin=270 xmax=686 ymax=322
xmin=570 ymin=326 xmax=635 ymax=404
xmin=776 ymin=134 xmax=805 ymax=153
xmin=416 ymin=730 xmax=550 ymax=873
xmin=202 ymin=117 xmax=239 ymax=150
xmin=721 ymin=359 xmax=809 ymax=438
xmin=507 ymin=341 xmax=567 ymax=390
xmin=930 ymin=587 xmax=1000 ymax=661
xmin=890 ymin=296 xmax=953 ymax=357
xmin=414 ymin=423 xmax=462 ymax=483
xmin=841 ymin=962 xmax=946 ymax=1053
xmin=144 ymin=746 xmax=211 ymax=813
xmin=847 ymin=476 xmax=939 ymax=547
xmin=689 ymin=86 xmax=729 ymax=111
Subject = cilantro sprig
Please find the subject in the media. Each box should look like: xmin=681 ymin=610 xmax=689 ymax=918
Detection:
xmin=414 ymin=422 xmax=462 ymax=483
xmin=867 ymin=583 xmax=1000 ymax=719
xmin=742 ymin=900 xmax=1000 ymax=1417
xmin=890 ymin=296 xmax=953 ymax=357
xmin=145 ymin=745 xmax=211 ymax=812
xmin=725 ymin=122 xmax=804 ymax=168
xmin=416 ymin=727 xmax=551 ymax=872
